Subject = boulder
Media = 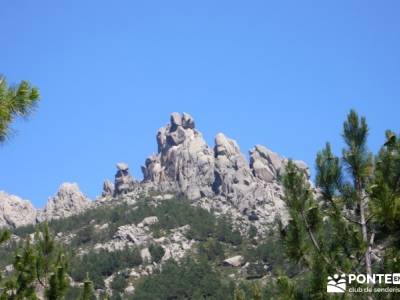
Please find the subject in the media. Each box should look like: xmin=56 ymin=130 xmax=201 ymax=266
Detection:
xmin=114 ymin=224 xmax=150 ymax=246
xmin=140 ymin=248 xmax=152 ymax=262
xmin=223 ymin=255 xmax=245 ymax=267
xmin=140 ymin=216 xmax=159 ymax=227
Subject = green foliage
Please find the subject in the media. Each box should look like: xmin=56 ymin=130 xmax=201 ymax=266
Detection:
xmin=308 ymin=254 xmax=327 ymax=300
xmin=132 ymin=257 xmax=234 ymax=300
xmin=234 ymin=288 xmax=245 ymax=300
xmin=0 ymin=223 xmax=69 ymax=300
xmin=46 ymin=254 xmax=69 ymax=300
xmin=14 ymin=198 xmax=242 ymax=248
xmin=371 ymin=130 xmax=400 ymax=232
xmin=6 ymin=197 xmax=245 ymax=298
xmin=275 ymin=276 xmax=300 ymax=300
xmin=214 ymin=216 xmax=242 ymax=245
xmin=148 ymin=244 xmax=165 ymax=263
xmin=342 ymin=109 xmax=373 ymax=182
xmin=0 ymin=76 xmax=40 ymax=142
xmin=70 ymin=247 xmax=142 ymax=289
xmin=279 ymin=110 xmax=384 ymax=297
xmin=79 ymin=274 xmax=95 ymax=300
xmin=246 ymin=262 xmax=267 ymax=279
xmin=110 ymin=271 xmax=128 ymax=294
xmin=248 ymin=225 xmax=257 ymax=239
xmin=282 ymin=161 xmax=314 ymax=265
xmin=251 ymin=283 xmax=262 ymax=300
xmin=198 ymin=238 xmax=224 ymax=261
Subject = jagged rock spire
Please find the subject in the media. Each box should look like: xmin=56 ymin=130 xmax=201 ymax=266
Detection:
xmin=141 ymin=112 xmax=300 ymax=223
xmin=37 ymin=183 xmax=90 ymax=221
xmin=114 ymin=163 xmax=137 ymax=196
xmin=142 ymin=112 xmax=215 ymax=199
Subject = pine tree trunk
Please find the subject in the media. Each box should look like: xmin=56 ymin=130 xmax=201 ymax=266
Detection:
xmin=358 ymin=185 xmax=372 ymax=276
xmin=358 ymin=184 xmax=373 ymax=300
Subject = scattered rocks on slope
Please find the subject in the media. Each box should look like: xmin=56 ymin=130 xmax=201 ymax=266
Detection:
xmin=114 ymin=224 xmax=151 ymax=246
xmin=0 ymin=191 xmax=37 ymax=228
xmin=37 ymin=183 xmax=90 ymax=221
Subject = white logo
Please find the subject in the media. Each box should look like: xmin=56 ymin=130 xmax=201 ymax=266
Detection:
xmin=327 ymin=274 xmax=346 ymax=293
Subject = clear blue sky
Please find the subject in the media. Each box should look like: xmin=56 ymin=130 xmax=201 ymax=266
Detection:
xmin=1 ymin=1 xmax=399 ymax=208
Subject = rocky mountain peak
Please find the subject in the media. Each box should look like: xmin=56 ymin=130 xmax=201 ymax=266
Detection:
xmin=0 ymin=112 xmax=307 ymax=230
xmin=37 ymin=183 xmax=90 ymax=221
xmin=141 ymin=112 xmax=303 ymax=224
xmin=142 ymin=112 xmax=215 ymax=199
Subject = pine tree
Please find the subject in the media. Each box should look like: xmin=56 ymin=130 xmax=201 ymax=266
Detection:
xmin=342 ymin=110 xmax=374 ymax=277
xmin=233 ymin=288 xmax=245 ymax=300
xmin=251 ymin=283 xmax=262 ymax=300
xmin=370 ymin=130 xmax=400 ymax=285
xmin=0 ymin=223 xmax=69 ymax=299
xmin=79 ymin=274 xmax=95 ymax=300
xmin=280 ymin=110 xmax=379 ymax=298
xmin=45 ymin=254 xmax=69 ymax=300
xmin=0 ymin=75 xmax=40 ymax=142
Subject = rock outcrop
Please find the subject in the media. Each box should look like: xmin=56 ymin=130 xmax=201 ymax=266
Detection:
xmin=250 ymin=145 xmax=310 ymax=180
xmin=0 ymin=191 xmax=37 ymax=228
xmin=1 ymin=112 xmax=307 ymax=231
xmin=114 ymin=163 xmax=137 ymax=196
xmin=142 ymin=112 xmax=215 ymax=199
xmin=38 ymin=183 xmax=90 ymax=221
xmin=114 ymin=224 xmax=150 ymax=246
xmin=102 ymin=180 xmax=115 ymax=197
xmin=142 ymin=113 xmax=297 ymax=224
xmin=213 ymin=133 xmax=262 ymax=211
xmin=249 ymin=145 xmax=284 ymax=182
xmin=223 ymin=255 xmax=245 ymax=267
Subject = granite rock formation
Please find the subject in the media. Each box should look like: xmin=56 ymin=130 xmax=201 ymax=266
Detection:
xmin=114 ymin=163 xmax=137 ymax=196
xmin=37 ymin=183 xmax=90 ymax=221
xmin=141 ymin=112 xmax=301 ymax=224
xmin=0 ymin=191 xmax=37 ymax=228
xmin=142 ymin=112 xmax=215 ymax=199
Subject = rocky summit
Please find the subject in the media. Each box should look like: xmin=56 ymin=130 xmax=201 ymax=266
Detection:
xmin=37 ymin=182 xmax=91 ymax=221
xmin=141 ymin=112 xmax=308 ymax=227
xmin=0 ymin=112 xmax=308 ymax=230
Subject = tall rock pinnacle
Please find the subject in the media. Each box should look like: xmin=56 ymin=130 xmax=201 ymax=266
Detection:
xmin=142 ymin=112 xmax=215 ymax=199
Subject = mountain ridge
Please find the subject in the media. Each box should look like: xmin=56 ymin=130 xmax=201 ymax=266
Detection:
xmin=0 ymin=112 xmax=309 ymax=229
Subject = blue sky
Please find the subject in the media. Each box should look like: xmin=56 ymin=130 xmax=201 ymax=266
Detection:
xmin=1 ymin=1 xmax=399 ymax=207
